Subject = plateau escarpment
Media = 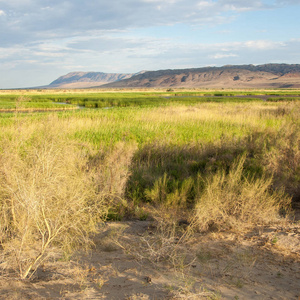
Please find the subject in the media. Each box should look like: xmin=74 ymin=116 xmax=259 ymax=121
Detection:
xmin=101 ymin=64 xmax=300 ymax=89
xmin=48 ymin=64 xmax=300 ymax=89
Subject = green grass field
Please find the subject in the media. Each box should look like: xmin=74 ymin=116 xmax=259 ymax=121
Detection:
xmin=0 ymin=89 xmax=300 ymax=110
xmin=0 ymin=88 xmax=299 ymax=279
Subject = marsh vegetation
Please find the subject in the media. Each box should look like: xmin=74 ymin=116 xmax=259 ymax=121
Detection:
xmin=0 ymin=89 xmax=299 ymax=298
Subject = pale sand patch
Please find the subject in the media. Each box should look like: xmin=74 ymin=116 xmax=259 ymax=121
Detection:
xmin=0 ymin=220 xmax=299 ymax=299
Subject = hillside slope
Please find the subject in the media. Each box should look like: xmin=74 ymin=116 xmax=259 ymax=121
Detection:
xmin=49 ymin=72 xmax=134 ymax=88
xmin=101 ymin=64 xmax=300 ymax=89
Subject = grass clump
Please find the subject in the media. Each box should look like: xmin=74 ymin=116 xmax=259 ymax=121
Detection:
xmin=92 ymin=141 xmax=138 ymax=220
xmin=193 ymin=155 xmax=291 ymax=232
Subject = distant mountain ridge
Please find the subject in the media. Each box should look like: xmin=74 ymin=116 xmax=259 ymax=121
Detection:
xmin=48 ymin=64 xmax=300 ymax=89
xmin=49 ymin=71 xmax=135 ymax=88
xmin=101 ymin=64 xmax=300 ymax=89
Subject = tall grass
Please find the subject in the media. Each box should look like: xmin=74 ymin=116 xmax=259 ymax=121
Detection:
xmin=0 ymin=117 xmax=109 ymax=279
xmin=1 ymin=90 xmax=299 ymax=110
xmin=193 ymin=155 xmax=291 ymax=232
xmin=0 ymin=92 xmax=298 ymax=278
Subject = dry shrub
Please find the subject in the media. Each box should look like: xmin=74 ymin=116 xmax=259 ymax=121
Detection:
xmin=193 ymin=155 xmax=291 ymax=232
xmin=139 ymin=221 xmax=179 ymax=263
xmin=264 ymin=123 xmax=300 ymax=200
xmin=0 ymin=117 xmax=107 ymax=279
xmin=95 ymin=142 xmax=137 ymax=197
xmin=136 ymin=220 xmax=193 ymax=270
xmin=93 ymin=142 xmax=137 ymax=218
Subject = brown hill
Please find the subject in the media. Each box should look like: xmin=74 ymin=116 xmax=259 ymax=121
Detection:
xmin=101 ymin=64 xmax=300 ymax=89
xmin=49 ymin=72 xmax=135 ymax=89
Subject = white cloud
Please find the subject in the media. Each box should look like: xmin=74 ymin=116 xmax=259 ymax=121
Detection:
xmin=211 ymin=53 xmax=238 ymax=59
xmin=0 ymin=0 xmax=299 ymax=88
xmin=196 ymin=1 xmax=215 ymax=9
xmin=220 ymin=0 xmax=266 ymax=12
xmin=243 ymin=40 xmax=286 ymax=50
xmin=1 ymin=36 xmax=299 ymax=88
xmin=1 ymin=0 xmax=290 ymax=47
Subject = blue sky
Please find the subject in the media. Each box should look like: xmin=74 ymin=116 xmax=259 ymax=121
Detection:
xmin=0 ymin=0 xmax=299 ymax=88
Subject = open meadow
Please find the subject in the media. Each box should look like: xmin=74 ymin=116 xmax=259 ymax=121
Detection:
xmin=0 ymin=89 xmax=299 ymax=299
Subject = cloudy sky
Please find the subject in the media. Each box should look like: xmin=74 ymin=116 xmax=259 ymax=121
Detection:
xmin=0 ymin=0 xmax=299 ymax=88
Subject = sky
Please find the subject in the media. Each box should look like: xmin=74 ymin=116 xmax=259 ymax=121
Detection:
xmin=0 ymin=0 xmax=300 ymax=88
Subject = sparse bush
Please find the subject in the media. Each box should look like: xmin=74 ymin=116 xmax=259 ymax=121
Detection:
xmin=0 ymin=117 xmax=108 ymax=279
xmin=93 ymin=142 xmax=137 ymax=219
xmin=263 ymin=123 xmax=300 ymax=200
xmin=134 ymin=219 xmax=193 ymax=271
xmin=193 ymin=155 xmax=291 ymax=232
xmin=95 ymin=142 xmax=137 ymax=197
xmin=0 ymin=92 xmax=299 ymax=280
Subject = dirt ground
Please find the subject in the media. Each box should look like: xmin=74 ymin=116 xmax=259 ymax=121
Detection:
xmin=1 ymin=217 xmax=299 ymax=300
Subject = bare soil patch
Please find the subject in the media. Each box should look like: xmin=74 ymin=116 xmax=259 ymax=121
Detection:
xmin=1 ymin=219 xmax=299 ymax=300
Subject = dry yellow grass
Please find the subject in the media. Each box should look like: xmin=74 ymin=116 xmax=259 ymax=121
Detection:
xmin=0 ymin=97 xmax=298 ymax=281
xmin=0 ymin=117 xmax=108 ymax=279
xmin=193 ymin=155 xmax=291 ymax=232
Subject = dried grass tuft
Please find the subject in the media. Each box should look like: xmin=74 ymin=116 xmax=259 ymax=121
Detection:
xmin=193 ymin=155 xmax=291 ymax=232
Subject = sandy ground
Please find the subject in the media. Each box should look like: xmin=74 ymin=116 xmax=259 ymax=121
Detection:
xmin=0 ymin=218 xmax=299 ymax=300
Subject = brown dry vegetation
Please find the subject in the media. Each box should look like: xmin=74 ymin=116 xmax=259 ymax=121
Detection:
xmin=0 ymin=93 xmax=299 ymax=299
